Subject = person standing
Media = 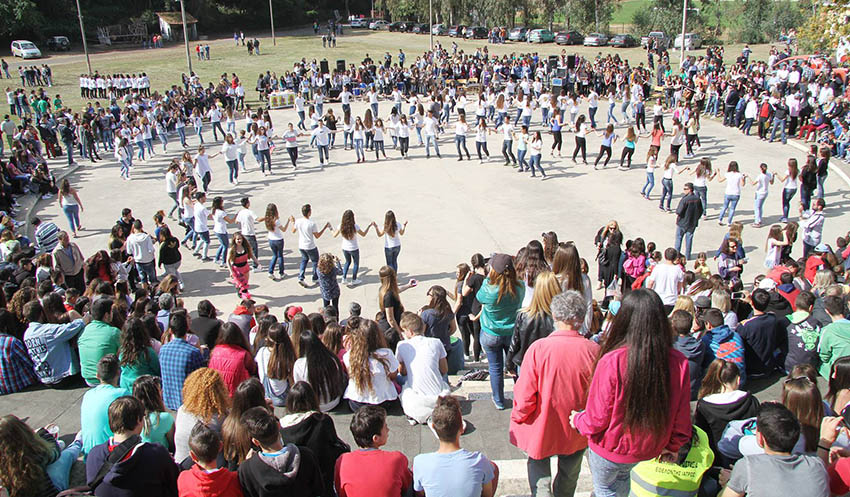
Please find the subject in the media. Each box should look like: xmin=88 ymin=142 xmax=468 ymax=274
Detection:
xmin=126 ymin=220 xmax=158 ymax=289
xmin=800 ymin=198 xmax=825 ymax=258
xmin=52 ymin=231 xmax=85 ymax=292
xmin=333 ymin=210 xmax=372 ymax=285
xmin=293 ymin=204 xmax=331 ymax=287
xmin=750 ymin=163 xmax=774 ymax=228
xmin=235 ymin=197 xmax=262 ymax=272
xmin=510 ymin=291 xmax=600 ymax=497
xmin=674 ymin=182 xmax=704 ymax=260
xmin=374 ymin=210 xmax=406 ymax=273
xmin=311 ymin=120 xmax=332 ymax=167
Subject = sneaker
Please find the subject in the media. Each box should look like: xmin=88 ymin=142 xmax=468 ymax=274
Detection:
xmin=41 ymin=193 xmax=52 ymax=199
xmin=253 ymin=265 xmax=263 ymax=273
xmin=352 ymin=278 xmax=362 ymax=285
xmin=268 ymin=273 xmax=276 ymax=280
xmin=298 ymin=279 xmax=308 ymax=288
xmin=492 ymin=400 xmax=506 ymax=411
xmin=201 ymin=257 xmax=213 ymax=262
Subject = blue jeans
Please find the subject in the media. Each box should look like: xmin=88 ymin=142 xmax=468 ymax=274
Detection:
xmin=385 ymin=245 xmax=401 ymax=272
xmin=642 ymin=172 xmax=655 ymax=196
xmin=259 ymin=148 xmax=272 ymax=172
xmin=528 ymin=154 xmax=545 ymax=177
xmin=770 ymin=118 xmax=787 ymax=143
xmin=782 ymin=188 xmax=796 ymax=220
xmin=46 ymin=440 xmax=82 ymax=491
xmin=517 ymin=149 xmax=529 ymax=171
xmin=136 ymin=260 xmax=158 ymax=286
xmin=371 ymin=103 xmax=378 ymax=118
xmin=659 ymin=178 xmax=673 ymax=210
xmin=62 ymin=204 xmax=80 ymax=233
xmin=63 ymin=140 xmax=74 ymax=165
xmin=268 ymin=239 xmax=284 ymax=276
xmin=194 ymin=231 xmax=210 ymax=258
xmin=177 ymin=127 xmax=187 ymax=146
xmin=425 ymin=135 xmax=440 ymax=156
xmin=674 ymin=225 xmax=695 ymax=260
xmin=817 ymin=175 xmax=826 ymax=199
xmin=589 ymin=106 xmax=597 ymax=128
xmin=754 ymin=193 xmax=767 ymax=224
xmin=354 ymin=138 xmax=365 ymax=160
xmin=226 ymin=159 xmax=238 ymax=182
xmin=695 ymin=186 xmax=708 ymax=214
xmin=719 ymin=194 xmax=740 ymax=224
xmin=455 ymin=135 xmax=470 ymax=158
xmin=343 ymin=249 xmax=360 ymax=280
xmin=317 ymin=144 xmax=329 ymax=164
xmin=587 ymin=447 xmax=637 ymax=497
xmin=298 ymin=247 xmax=319 ymax=281
xmin=480 ymin=331 xmax=511 ymax=407
xmin=214 ymin=232 xmax=229 ymax=264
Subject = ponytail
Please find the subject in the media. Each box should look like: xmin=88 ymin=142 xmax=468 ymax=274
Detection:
xmin=698 ymin=359 xmax=740 ymax=399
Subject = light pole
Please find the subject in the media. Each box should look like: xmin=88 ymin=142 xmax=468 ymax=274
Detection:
xmin=180 ymin=0 xmax=192 ymax=74
xmin=269 ymin=0 xmax=276 ymax=45
xmin=678 ymin=0 xmax=688 ymax=68
xmin=75 ymin=0 xmax=92 ymax=75
xmin=429 ymin=0 xmax=433 ymax=50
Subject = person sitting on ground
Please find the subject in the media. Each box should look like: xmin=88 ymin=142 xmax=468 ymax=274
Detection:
xmin=413 ymin=395 xmax=499 ymax=497
xmin=177 ymin=423 xmax=243 ymax=497
xmin=159 ymin=310 xmax=205 ymax=410
xmin=237 ymin=406 xmax=324 ymax=497
xmin=85 ymin=396 xmax=180 ymax=497
xmin=701 ymin=308 xmax=747 ymax=386
xmin=783 ymin=290 xmax=822 ymax=372
xmin=342 ymin=319 xmax=399 ymax=412
xmin=0 ymin=326 xmax=39 ymax=394
xmin=227 ymin=298 xmax=256 ymax=342
xmin=190 ymin=299 xmax=223 ymax=352
xmin=735 ymin=289 xmax=784 ymax=379
xmin=720 ymin=402 xmax=828 ymax=497
xmin=396 ymin=311 xmax=449 ymax=424
xmin=23 ymin=299 xmax=85 ymax=387
xmin=78 ymin=297 xmax=121 ymax=386
xmin=818 ymin=295 xmax=850 ymax=377
xmin=80 ymin=353 xmax=131 ymax=454
xmin=208 ymin=322 xmax=257 ymax=397
xmin=173 ymin=367 xmax=230 ymax=464
xmin=671 ymin=309 xmax=706 ymax=401
xmin=334 ymin=404 xmax=412 ymax=497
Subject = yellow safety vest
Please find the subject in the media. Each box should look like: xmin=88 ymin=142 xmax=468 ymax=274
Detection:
xmin=629 ymin=426 xmax=715 ymax=497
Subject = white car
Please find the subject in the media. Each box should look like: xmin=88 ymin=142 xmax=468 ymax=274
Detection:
xmin=674 ymin=32 xmax=702 ymax=50
xmin=349 ymin=18 xmax=370 ymax=28
xmin=369 ymin=20 xmax=390 ymax=30
xmin=11 ymin=40 xmax=42 ymax=59
xmin=583 ymin=33 xmax=609 ymax=46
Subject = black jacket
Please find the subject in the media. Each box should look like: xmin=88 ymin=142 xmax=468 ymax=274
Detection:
xmin=507 ymin=311 xmax=555 ymax=369
xmin=237 ymin=444 xmax=324 ymax=497
xmin=279 ymin=412 xmax=349 ymax=497
xmin=695 ymin=392 xmax=760 ymax=466
xmin=190 ymin=316 xmax=223 ymax=349
xmin=674 ymin=335 xmax=706 ymax=401
xmin=737 ymin=313 xmax=785 ymax=376
xmin=676 ymin=193 xmax=704 ymax=230
xmin=85 ymin=440 xmax=179 ymax=497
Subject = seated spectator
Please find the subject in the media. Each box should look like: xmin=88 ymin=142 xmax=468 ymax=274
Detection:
xmin=156 ymin=293 xmax=174 ymax=333
xmin=695 ymin=359 xmax=759 ymax=466
xmin=119 ymin=317 xmax=161 ymax=390
xmin=85 ymin=396 xmax=180 ymax=496
xmin=208 ymin=322 xmax=257 ymax=396
xmin=190 ymin=299 xmax=223 ymax=351
xmin=720 ymin=402 xmax=828 ymax=497
xmin=173 ymin=368 xmax=230 ymax=464
xmin=23 ymin=300 xmax=85 ymax=387
xmin=334 ymin=405 xmax=412 ymax=497
xmin=776 ymin=271 xmax=801 ymax=308
xmin=159 ymin=310 xmax=205 ymax=410
xmin=222 ymin=378 xmax=270 ymax=469
xmin=396 ymin=312 xmax=449 ymax=424
xmin=255 ymin=321 xmax=295 ymax=406
xmin=227 ymin=298 xmax=256 ymax=342
xmin=736 ymin=289 xmax=784 ymax=378
xmin=237 ymin=406 xmax=324 ymax=497
xmin=0 ymin=328 xmax=39 ymax=394
xmin=701 ymin=308 xmax=747 ymax=385
xmin=342 ymin=319 xmax=399 ymax=412
xmin=784 ymin=291 xmax=821 ymax=372
xmin=293 ymin=330 xmax=345 ymax=412
xmin=280 ymin=381 xmax=350 ymax=496
xmin=818 ymin=295 xmax=850 ymax=377
xmin=413 ymin=396 xmax=498 ymax=497
xmin=629 ymin=425 xmax=715 ymax=497
xmin=671 ymin=309 xmax=705 ymax=400
xmin=132 ymin=374 xmax=175 ymax=450
xmin=178 ymin=423 xmax=243 ymax=497
xmin=80 ymin=354 xmax=131 ymax=454
xmin=79 ymin=297 xmax=121 ymax=386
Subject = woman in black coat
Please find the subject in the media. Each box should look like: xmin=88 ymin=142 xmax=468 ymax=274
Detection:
xmin=595 ymin=224 xmax=623 ymax=291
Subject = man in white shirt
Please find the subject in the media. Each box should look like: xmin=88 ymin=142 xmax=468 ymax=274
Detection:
xmin=397 ymin=313 xmax=449 ymax=424
xmin=207 ymin=106 xmax=224 ymax=141
xmin=126 ymin=220 xmax=158 ymax=289
xmin=310 ymin=120 xmax=331 ymax=167
xmin=423 ymin=110 xmax=441 ymax=159
xmin=646 ymin=247 xmax=684 ymax=313
xmin=292 ymin=203 xmax=331 ymax=286
xmin=235 ymin=197 xmax=262 ymax=271
xmin=192 ymin=192 xmax=212 ymax=261
xmin=340 ymin=86 xmax=352 ymax=115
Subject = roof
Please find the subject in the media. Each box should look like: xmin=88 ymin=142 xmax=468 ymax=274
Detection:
xmin=155 ymin=12 xmax=198 ymax=25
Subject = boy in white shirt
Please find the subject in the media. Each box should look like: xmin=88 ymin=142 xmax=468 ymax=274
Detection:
xmin=396 ymin=312 xmax=450 ymax=424
xmin=235 ymin=197 xmax=262 ymax=271
xmin=292 ymin=203 xmax=331 ymax=286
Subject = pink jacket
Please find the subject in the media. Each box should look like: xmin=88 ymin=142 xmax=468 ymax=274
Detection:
xmin=510 ymin=328 xmax=599 ymax=459
xmin=208 ymin=344 xmax=257 ymax=396
xmin=573 ymin=346 xmax=692 ymax=464
xmin=622 ymin=255 xmax=647 ymax=278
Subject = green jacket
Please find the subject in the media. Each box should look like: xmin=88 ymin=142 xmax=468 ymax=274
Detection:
xmin=119 ymin=346 xmax=161 ymax=391
xmin=476 ymin=278 xmax=524 ymax=337
xmin=78 ymin=320 xmax=121 ymax=386
xmin=819 ymin=319 xmax=850 ymax=377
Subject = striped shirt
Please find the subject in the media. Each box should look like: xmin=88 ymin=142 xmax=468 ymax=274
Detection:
xmin=34 ymin=221 xmax=60 ymax=254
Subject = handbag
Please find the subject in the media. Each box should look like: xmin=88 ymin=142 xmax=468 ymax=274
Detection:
xmin=56 ymin=435 xmax=142 ymax=497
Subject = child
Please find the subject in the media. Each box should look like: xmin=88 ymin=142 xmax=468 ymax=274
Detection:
xmin=316 ymin=253 xmax=341 ymax=310
xmin=694 ymin=252 xmax=711 ymax=278
xmin=237 ymin=406 xmax=323 ymax=497
xmin=413 ymin=396 xmax=498 ymax=497
xmin=64 ymin=287 xmax=80 ymax=311
xmin=671 ymin=309 xmax=705 ymax=401
xmin=178 ymin=423 xmax=243 ymax=497
xmin=35 ymin=253 xmax=52 ymax=282
xmin=334 ymin=405 xmax=412 ymax=497
xmin=110 ymin=248 xmax=132 ymax=284
xmin=396 ymin=312 xmax=450 ymax=424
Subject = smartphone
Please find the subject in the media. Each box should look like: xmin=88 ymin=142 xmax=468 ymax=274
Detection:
xmin=842 ymin=406 xmax=850 ymax=428
xmin=731 ymin=291 xmax=745 ymax=300
xmin=409 ymin=279 xmax=418 ymax=287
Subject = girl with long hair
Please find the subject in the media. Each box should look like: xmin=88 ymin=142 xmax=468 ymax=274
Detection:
xmin=781 ymin=376 xmax=824 ymax=453
xmin=716 ymin=161 xmax=746 ymax=226
xmin=173 ymin=368 xmax=230 ymax=463
xmin=552 ymin=243 xmax=593 ymax=333
xmin=824 ymin=357 xmax=850 ymax=417
xmin=690 ymin=157 xmax=715 ymax=216
xmin=132 ymin=375 xmax=175 ymax=450
xmin=799 ymin=155 xmax=818 ymax=212
xmin=594 ymin=124 xmax=617 ymax=169
xmin=420 ymin=285 xmax=457 ymax=349
xmin=456 ymin=254 xmax=487 ymax=362
xmin=343 ymin=320 xmax=399 ymax=411
xmin=506 ymin=271 xmax=560 ymax=372
xmin=395 ymin=114 xmax=412 ymax=158
xmin=659 ymin=154 xmax=685 ymax=212
xmin=477 ymin=253 xmax=525 ymax=409
xmin=293 ymin=330 xmax=346 ymax=412
xmin=378 ymin=265 xmax=415 ymax=331
xmin=352 ymin=116 xmax=366 ymax=162
xmin=571 ymin=114 xmax=590 ymax=164
xmin=118 ymin=317 xmax=160 ymax=390
xmin=750 ymin=162 xmax=774 ymax=227
xmin=474 ymin=118 xmax=492 ymax=163
xmin=454 ymin=113 xmax=471 ymax=161
xmin=208 ymin=322 xmax=257 ymax=396
xmin=333 ymin=209 xmax=373 ymax=285
xmin=527 ymin=131 xmax=546 ymax=177
xmin=211 ymin=196 xmax=236 ymax=268
xmin=516 ymin=240 xmax=550 ymax=308
xmin=764 ymin=224 xmax=790 ymax=269
xmin=58 ymin=178 xmax=83 ymax=237
xmin=550 ymin=109 xmax=564 ymax=157
xmin=570 ymin=289 xmax=691 ymax=497
xmin=372 ymin=118 xmax=388 ymax=160
xmin=158 ymin=225 xmax=183 ymax=290
xmin=777 ymin=157 xmax=799 ymax=222
xmin=641 ymin=149 xmax=657 ymax=199
xmin=618 ymin=126 xmax=637 ymax=169
xmin=228 ymin=231 xmax=258 ymax=299
xmin=282 ymin=122 xmax=306 ymax=168
xmin=221 ymin=378 xmax=270 ymax=467
xmin=374 ymin=210 xmax=407 ymax=272
xmin=263 ymin=203 xmax=293 ymax=280
xmin=321 ymin=322 xmax=346 ymax=360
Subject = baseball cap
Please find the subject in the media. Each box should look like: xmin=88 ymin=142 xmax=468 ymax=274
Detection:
xmin=285 ymin=306 xmax=303 ymax=319
xmin=695 ymin=296 xmax=712 ymax=308
xmin=489 ymin=253 xmax=514 ymax=275
xmin=758 ymin=278 xmax=777 ymax=290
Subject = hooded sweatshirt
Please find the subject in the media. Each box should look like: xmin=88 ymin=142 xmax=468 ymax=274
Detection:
xmin=674 ymin=334 xmax=706 ymax=401
xmin=701 ymin=325 xmax=747 ymax=385
xmin=736 ymin=313 xmax=784 ymax=377
xmin=177 ymin=465 xmax=243 ymax=497
xmin=279 ymin=411 xmax=349 ymax=497
xmin=784 ymin=310 xmax=821 ymax=372
xmin=819 ymin=319 xmax=850 ymax=377
xmin=237 ymin=443 xmax=324 ymax=497
xmin=85 ymin=438 xmax=179 ymax=497
xmin=125 ymin=232 xmax=156 ymax=264
xmin=695 ymin=390 xmax=760 ymax=465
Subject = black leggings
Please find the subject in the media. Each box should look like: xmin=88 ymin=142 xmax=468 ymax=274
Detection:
xmin=399 ymin=136 xmax=409 ymax=156
xmin=620 ymin=147 xmax=635 ymax=168
xmin=551 ymin=130 xmax=562 ymax=152
xmin=686 ymin=133 xmax=698 ymax=155
xmin=457 ymin=313 xmax=481 ymax=361
xmin=670 ymin=143 xmax=682 ymax=160
xmin=475 ymin=141 xmax=489 ymax=160
xmin=572 ymin=136 xmax=586 ymax=162
xmin=635 ymin=111 xmax=646 ymax=132
xmin=287 ymin=147 xmax=298 ymax=167
xmin=595 ymin=145 xmax=612 ymax=167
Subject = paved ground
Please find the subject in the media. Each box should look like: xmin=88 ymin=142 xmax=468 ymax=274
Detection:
xmin=2 ymin=95 xmax=848 ymax=495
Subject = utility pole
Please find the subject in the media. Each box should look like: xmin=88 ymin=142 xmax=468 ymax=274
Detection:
xmin=595 ymin=0 xmax=599 ymax=32
xmin=180 ymin=0 xmax=192 ymax=74
xmin=75 ymin=0 xmax=92 ymax=75
xmin=269 ymin=0 xmax=276 ymax=45
xmin=429 ymin=0 xmax=433 ymax=50
xmin=678 ymin=0 xmax=688 ymax=69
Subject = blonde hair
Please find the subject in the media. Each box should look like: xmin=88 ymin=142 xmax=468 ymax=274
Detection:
xmin=522 ymin=272 xmax=561 ymax=318
xmin=672 ymin=295 xmax=695 ymax=316
xmin=181 ymin=368 xmax=230 ymax=422
xmin=711 ymin=290 xmax=731 ymax=314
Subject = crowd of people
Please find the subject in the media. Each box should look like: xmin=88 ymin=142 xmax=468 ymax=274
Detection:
xmin=0 ymin=34 xmax=849 ymax=497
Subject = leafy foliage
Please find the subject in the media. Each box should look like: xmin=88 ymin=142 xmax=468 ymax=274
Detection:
xmin=798 ymin=2 xmax=850 ymax=53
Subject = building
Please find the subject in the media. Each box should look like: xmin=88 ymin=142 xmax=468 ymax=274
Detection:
xmin=156 ymin=11 xmax=198 ymax=42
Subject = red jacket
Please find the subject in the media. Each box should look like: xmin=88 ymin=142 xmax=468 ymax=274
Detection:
xmin=573 ymin=346 xmax=692 ymax=464
xmin=208 ymin=344 xmax=257 ymax=396
xmin=178 ymin=465 xmax=243 ymax=497
xmin=510 ymin=328 xmax=599 ymax=459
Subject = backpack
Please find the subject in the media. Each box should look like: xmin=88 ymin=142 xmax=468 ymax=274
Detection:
xmin=56 ymin=435 xmax=142 ymax=496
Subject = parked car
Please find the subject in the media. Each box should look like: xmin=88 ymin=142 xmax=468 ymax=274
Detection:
xmin=432 ymin=23 xmax=448 ymax=35
xmin=46 ymin=36 xmax=71 ymax=51
xmin=641 ymin=31 xmax=669 ymax=49
xmin=583 ymin=33 xmax=608 ymax=46
xmin=388 ymin=22 xmax=406 ymax=32
xmin=448 ymin=25 xmax=467 ymax=37
xmin=465 ymin=26 xmax=488 ymax=39
xmin=527 ymin=29 xmax=555 ymax=43
xmin=555 ymin=30 xmax=584 ymax=45
xmin=508 ymin=27 xmax=529 ymax=41
xmin=412 ymin=23 xmax=429 ymax=34
xmin=349 ymin=17 xmax=371 ymax=28
xmin=608 ymin=34 xmax=637 ymax=47
xmin=10 ymin=40 xmax=41 ymax=59
xmin=403 ymin=22 xmax=416 ymax=32
xmin=674 ymin=32 xmax=702 ymax=50
xmin=369 ymin=20 xmax=390 ymax=30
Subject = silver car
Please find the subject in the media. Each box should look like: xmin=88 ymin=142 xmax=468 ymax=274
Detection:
xmin=583 ymin=33 xmax=608 ymax=47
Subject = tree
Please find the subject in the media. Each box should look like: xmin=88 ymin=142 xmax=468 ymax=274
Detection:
xmin=799 ymin=2 xmax=850 ymax=53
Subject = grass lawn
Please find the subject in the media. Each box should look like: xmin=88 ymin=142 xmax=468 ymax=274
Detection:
xmin=11 ymin=28 xmax=774 ymax=113
xmin=611 ymin=0 xmax=649 ymax=25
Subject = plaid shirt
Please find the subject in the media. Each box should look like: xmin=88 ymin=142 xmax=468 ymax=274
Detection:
xmin=159 ymin=337 xmax=205 ymax=410
xmin=0 ymin=333 xmax=40 ymax=395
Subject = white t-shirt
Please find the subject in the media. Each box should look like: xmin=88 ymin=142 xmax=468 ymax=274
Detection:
xmin=341 ymin=224 xmax=360 ymax=251
xmin=648 ymin=263 xmax=684 ymax=305
xmin=193 ymin=204 xmax=210 ymax=233
xmin=342 ymin=348 xmax=399 ymax=404
xmin=755 ymin=172 xmax=773 ymax=196
xmin=725 ymin=172 xmax=743 ymax=196
xmin=293 ymin=358 xmax=340 ymax=412
xmin=295 ymin=217 xmax=318 ymax=250
xmin=221 ymin=142 xmax=238 ymax=161
xmin=235 ymin=209 xmax=256 ymax=236
xmin=663 ymin=163 xmax=678 ymax=179
xmin=165 ymin=171 xmax=178 ymax=193
xmin=267 ymin=218 xmax=285 ymax=241
xmin=212 ymin=210 xmax=228 ymax=234
xmin=256 ymin=347 xmax=289 ymax=398
xmin=396 ymin=336 xmax=448 ymax=397
xmin=384 ymin=222 xmax=402 ymax=248
xmin=194 ymin=154 xmax=212 ymax=178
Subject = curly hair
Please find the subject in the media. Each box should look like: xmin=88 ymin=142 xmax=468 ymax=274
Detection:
xmin=317 ymin=253 xmax=335 ymax=275
xmin=181 ymin=368 xmax=230 ymax=423
xmin=119 ymin=317 xmax=152 ymax=367
xmin=8 ymin=287 xmax=37 ymax=323
xmin=0 ymin=415 xmax=55 ymax=497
